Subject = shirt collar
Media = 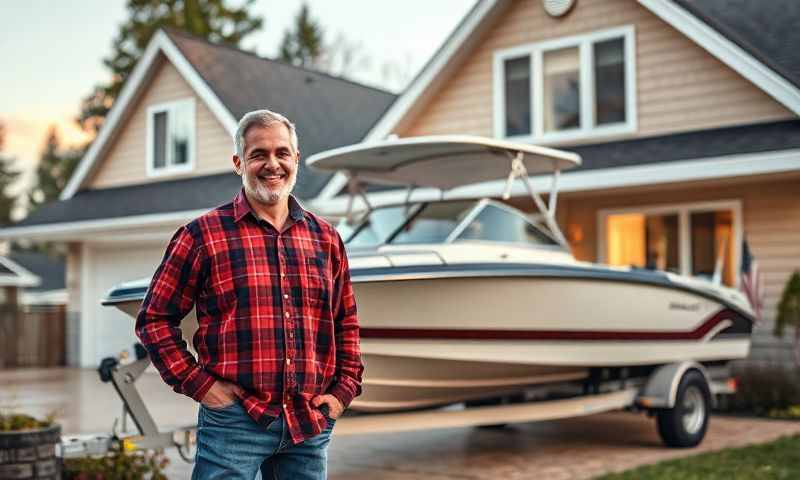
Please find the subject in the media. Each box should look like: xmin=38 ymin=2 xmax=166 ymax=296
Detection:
xmin=233 ymin=188 xmax=306 ymax=224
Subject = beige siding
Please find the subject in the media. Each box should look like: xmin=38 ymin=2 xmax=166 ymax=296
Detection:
xmin=87 ymin=57 xmax=233 ymax=189
xmin=560 ymin=176 xmax=800 ymax=327
xmin=399 ymin=0 xmax=792 ymax=138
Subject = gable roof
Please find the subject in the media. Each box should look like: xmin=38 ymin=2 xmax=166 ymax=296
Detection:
xmin=317 ymin=0 xmax=800 ymax=200
xmin=361 ymin=0 xmax=800 ymax=145
xmin=672 ymin=0 xmax=800 ymax=91
xmin=166 ymin=30 xmax=396 ymax=198
xmin=639 ymin=0 xmax=800 ymax=114
xmin=60 ymin=28 xmax=396 ymax=201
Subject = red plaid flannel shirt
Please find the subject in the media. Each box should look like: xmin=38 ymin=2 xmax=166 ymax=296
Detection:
xmin=135 ymin=189 xmax=363 ymax=444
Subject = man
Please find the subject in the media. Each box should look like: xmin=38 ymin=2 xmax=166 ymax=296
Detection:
xmin=136 ymin=109 xmax=363 ymax=479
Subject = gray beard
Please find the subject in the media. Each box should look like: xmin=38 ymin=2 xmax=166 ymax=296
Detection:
xmin=242 ymin=170 xmax=298 ymax=206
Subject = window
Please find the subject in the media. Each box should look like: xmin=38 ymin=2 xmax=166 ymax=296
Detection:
xmin=600 ymin=202 xmax=741 ymax=287
xmin=494 ymin=26 xmax=636 ymax=143
xmin=504 ymin=56 xmax=531 ymax=136
xmin=543 ymin=46 xmax=580 ymax=132
xmin=147 ymin=98 xmax=195 ymax=176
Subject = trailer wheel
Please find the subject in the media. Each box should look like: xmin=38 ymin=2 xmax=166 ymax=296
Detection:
xmin=656 ymin=370 xmax=710 ymax=448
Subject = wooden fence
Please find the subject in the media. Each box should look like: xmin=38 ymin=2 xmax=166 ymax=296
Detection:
xmin=0 ymin=305 xmax=66 ymax=368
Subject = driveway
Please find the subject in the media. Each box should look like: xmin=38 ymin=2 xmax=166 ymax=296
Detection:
xmin=3 ymin=368 xmax=799 ymax=479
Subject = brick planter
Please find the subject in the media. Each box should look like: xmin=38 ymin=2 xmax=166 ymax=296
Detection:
xmin=0 ymin=425 xmax=61 ymax=479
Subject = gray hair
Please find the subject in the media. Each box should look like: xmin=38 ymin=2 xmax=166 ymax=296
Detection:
xmin=234 ymin=109 xmax=299 ymax=158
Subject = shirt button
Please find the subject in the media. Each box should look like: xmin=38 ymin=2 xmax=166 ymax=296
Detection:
xmin=283 ymin=294 xmax=289 ymax=299
xmin=286 ymin=358 xmax=291 ymax=365
xmin=283 ymin=403 xmax=287 ymax=409
xmin=281 ymin=273 xmax=286 ymax=278
xmin=289 ymin=331 xmax=294 ymax=338
xmin=285 ymin=311 xmax=290 ymax=317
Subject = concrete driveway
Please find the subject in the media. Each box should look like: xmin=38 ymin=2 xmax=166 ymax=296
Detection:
xmin=3 ymin=368 xmax=799 ymax=479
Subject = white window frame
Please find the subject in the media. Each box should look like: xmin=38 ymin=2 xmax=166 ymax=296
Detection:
xmin=493 ymin=25 xmax=637 ymax=145
xmin=146 ymin=98 xmax=196 ymax=177
xmin=597 ymin=199 xmax=743 ymax=288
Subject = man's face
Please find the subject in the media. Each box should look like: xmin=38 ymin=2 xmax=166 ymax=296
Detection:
xmin=234 ymin=123 xmax=299 ymax=206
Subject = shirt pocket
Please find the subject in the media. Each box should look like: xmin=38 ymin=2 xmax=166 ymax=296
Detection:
xmin=304 ymin=255 xmax=332 ymax=310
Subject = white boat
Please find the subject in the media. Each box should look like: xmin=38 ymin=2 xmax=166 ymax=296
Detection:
xmin=104 ymin=136 xmax=754 ymax=414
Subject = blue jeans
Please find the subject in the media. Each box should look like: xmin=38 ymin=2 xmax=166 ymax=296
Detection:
xmin=192 ymin=400 xmax=335 ymax=480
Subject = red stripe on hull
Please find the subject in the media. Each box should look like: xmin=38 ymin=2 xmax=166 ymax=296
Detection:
xmin=361 ymin=309 xmax=740 ymax=341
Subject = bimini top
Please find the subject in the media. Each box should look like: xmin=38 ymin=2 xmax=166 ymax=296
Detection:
xmin=306 ymin=135 xmax=581 ymax=190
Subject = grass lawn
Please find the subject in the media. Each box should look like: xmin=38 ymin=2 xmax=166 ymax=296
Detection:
xmin=596 ymin=434 xmax=800 ymax=480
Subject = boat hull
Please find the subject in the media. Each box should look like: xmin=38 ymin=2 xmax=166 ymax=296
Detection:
xmin=108 ymin=268 xmax=752 ymax=413
xmin=349 ymin=273 xmax=751 ymax=411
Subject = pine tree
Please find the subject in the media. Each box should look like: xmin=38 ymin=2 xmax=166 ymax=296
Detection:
xmin=78 ymin=0 xmax=263 ymax=134
xmin=28 ymin=127 xmax=82 ymax=211
xmin=279 ymin=3 xmax=324 ymax=68
xmin=0 ymin=123 xmax=21 ymax=225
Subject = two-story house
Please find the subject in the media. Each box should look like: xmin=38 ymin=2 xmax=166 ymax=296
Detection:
xmin=308 ymin=0 xmax=800 ymax=361
xmin=4 ymin=0 xmax=799 ymax=367
xmin=0 ymin=29 xmax=395 ymax=366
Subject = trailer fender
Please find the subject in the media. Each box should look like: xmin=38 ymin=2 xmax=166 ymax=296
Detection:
xmin=637 ymin=362 xmax=712 ymax=409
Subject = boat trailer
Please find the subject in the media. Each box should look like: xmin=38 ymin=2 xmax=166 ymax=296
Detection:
xmin=59 ymin=345 xmax=737 ymax=461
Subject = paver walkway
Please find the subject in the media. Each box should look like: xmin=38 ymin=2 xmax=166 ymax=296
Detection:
xmin=3 ymin=368 xmax=799 ymax=479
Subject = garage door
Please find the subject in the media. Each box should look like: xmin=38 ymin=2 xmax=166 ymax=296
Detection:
xmin=85 ymin=244 xmax=166 ymax=366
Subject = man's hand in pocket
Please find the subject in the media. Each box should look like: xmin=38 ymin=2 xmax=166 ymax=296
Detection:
xmin=200 ymin=380 xmax=244 ymax=409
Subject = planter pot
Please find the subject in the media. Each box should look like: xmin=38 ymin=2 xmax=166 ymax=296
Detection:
xmin=0 ymin=424 xmax=61 ymax=479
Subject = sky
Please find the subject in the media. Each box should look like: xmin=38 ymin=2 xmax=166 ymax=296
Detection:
xmin=0 ymin=0 xmax=477 ymax=197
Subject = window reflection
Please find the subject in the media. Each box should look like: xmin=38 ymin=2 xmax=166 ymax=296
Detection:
xmin=504 ymin=56 xmax=531 ymax=136
xmin=543 ymin=47 xmax=580 ymax=132
xmin=594 ymin=38 xmax=626 ymax=125
xmin=172 ymin=101 xmax=193 ymax=165
xmin=392 ymin=201 xmax=475 ymax=245
xmin=153 ymin=111 xmax=168 ymax=169
xmin=347 ymin=205 xmax=418 ymax=248
xmin=691 ymin=211 xmax=733 ymax=285
xmin=457 ymin=204 xmax=557 ymax=245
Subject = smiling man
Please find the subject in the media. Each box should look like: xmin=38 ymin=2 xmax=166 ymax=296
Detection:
xmin=135 ymin=109 xmax=363 ymax=480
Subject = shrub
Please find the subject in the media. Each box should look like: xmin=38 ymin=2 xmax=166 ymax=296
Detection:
xmin=63 ymin=448 xmax=169 ymax=480
xmin=0 ymin=411 xmax=55 ymax=431
xmin=727 ymin=362 xmax=800 ymax=415
xmin=774 ymin=271 xmax=800 ymax=365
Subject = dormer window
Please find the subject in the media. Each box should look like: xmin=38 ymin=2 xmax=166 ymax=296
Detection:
xmin=146 ymin=98 xmax=195 ymax=176
xmin=494 ymin=26 xmax=636 ymax=144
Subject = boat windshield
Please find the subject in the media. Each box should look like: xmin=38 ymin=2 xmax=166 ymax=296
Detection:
xmin=340 ymin=199 xmax=559 ymax=248
xmin=341 ymin=204 xmax=421 ymax=248
xmin=392 ymin=201 xmax=476 ymax=245
xmin=455 ymin=203 xmax=558 ymax=246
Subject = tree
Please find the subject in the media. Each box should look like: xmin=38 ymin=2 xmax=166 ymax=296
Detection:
xmin=279 ymin=3 xmax=324 ymax=68
xmin=0 ymin=122 xmax=21 ymax=225
xmin=774 ymin=271 xmax=800 ymax=365
xmin=28 ymin=126 xmax=82 ymax=211
xmin=319 ymin=33 xmax=372 ymax=79
xmin=78 ymin=0 xmax=263 ymax=134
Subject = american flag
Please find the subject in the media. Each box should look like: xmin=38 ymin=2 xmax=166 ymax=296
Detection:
xmin=740 ymin=239 xmax=765 ymax=323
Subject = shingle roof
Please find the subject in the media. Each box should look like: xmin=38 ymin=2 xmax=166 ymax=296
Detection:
xmin=13 ymin=120 xmax=800 ymax=228
xmin=570 ymin=119 xmax=800 ymax=171
xmin=7 ymin=251 xmax=65 ymax=292
xmin=674 ymin=0 xmax=800 ymax=90
xmin=13 ymin=172 xmax=243 ymax=228
xmin=345 ymin=119 xmax=800 ymax=195
xmin=164 ymin=29 xmax=397 ymax=198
